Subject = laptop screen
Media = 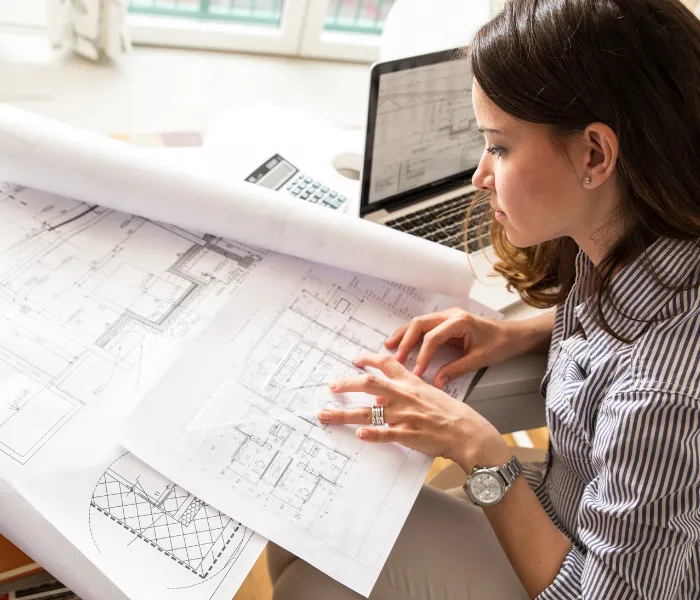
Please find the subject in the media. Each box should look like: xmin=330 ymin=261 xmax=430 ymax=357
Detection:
xmin=364 ymin=51 xmax=484 ymax=209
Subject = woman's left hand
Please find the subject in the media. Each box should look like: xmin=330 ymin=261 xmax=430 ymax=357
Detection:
xmin=318 ymin=353 xmax=511 ymax=473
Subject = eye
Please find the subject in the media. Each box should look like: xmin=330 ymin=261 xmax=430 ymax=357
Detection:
xmin=486 ymin=146 xmax=505 ymax=158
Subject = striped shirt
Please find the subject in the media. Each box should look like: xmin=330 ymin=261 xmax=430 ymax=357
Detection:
xmin=523 ymin=237 xmax=700 ymax=599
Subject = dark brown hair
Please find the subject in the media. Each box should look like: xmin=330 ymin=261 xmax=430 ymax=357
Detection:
xmin=467 ymin=0 xmax=700 ymax=340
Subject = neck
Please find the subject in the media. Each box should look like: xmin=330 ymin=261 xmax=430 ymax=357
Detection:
xmin=575 ymin=196 xmax=627 ymax=267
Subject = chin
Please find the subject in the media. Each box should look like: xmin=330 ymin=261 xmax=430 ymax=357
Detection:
xmin=504 ymin=227 xmax=543 ymax=249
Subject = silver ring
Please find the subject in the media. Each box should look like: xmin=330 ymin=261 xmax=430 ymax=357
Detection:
xmin=371 ymin=406 xmax=384 ymax=427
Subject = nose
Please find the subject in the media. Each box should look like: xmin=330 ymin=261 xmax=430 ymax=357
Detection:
xmin=471 ymin=155 xmax=495 ymax=191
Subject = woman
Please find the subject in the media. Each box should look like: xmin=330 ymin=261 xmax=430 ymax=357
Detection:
xmin=268 ymin=0 xmax=700 ymax=597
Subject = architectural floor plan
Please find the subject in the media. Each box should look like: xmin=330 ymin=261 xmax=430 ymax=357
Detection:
xmin=183 ymin=272 xmax=428 ymax=543
xmin=0 ymin=184 xmax=262 ymax=464
xmin=124 ymin=260 xmax=483 ymax=595
xmin=0 ymin=104 xmax=487 ymax=600
xmin=0 ymin=181 xmax=491 ymax=598
xmin=0 ymin=183 xmax=267 ymax=600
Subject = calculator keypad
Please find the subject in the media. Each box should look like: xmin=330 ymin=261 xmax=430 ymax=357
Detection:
xmin=286 ymin=174 xmax=347 ymax=210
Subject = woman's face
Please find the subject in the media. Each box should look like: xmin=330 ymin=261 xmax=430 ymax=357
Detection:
xmin=471 ymin=82 xmax=609 ymax=251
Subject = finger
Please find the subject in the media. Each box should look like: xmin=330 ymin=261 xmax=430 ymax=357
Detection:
xmin=329 ymin=371 xmax=398 ymax=396
xmin=351 ymin=353 xmax=409 ymax=379
xmin=384 ymin=323 xmax=409 ymax=349
xmin=356 ymin=426 xmax=404 ymax=443
xmin=374 ymin=396 xmax=389 ymax=407
xmin=434 ymin=352 xmax=483 ymax=389
xmin=414 ymin=315 xmax=469 ymax=377
xmin=319 ymin=403 xmax=404 ymax=427
xmin=394 ymin=316 xmax=444 ymax=362
xmin=317 ymin=406 xmax=373 ymax=425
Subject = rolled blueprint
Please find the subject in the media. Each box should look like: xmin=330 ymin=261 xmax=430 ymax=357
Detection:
xmin=0 ymin=104 xmax=473 ymax=298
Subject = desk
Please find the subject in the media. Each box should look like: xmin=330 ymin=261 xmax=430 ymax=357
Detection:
xmin=0 ymin=538 xmax=40 ymax=584
xmin=203 ymin=106 xmax=364 ymax=216
xmin=203 ymin=105 xmax=529 ymax=315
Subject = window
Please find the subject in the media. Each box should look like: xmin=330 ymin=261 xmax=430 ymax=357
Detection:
xmin=127 ymin=0 xmax=397 ymax=61
xmin=301 ymin=0 xmax=396 ymax=61
xmin=129 ymin=0 xmax=285 ymax=26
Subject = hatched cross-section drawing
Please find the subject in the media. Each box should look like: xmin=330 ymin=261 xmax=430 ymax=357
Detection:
xmin=90 ymin=453 xmax=255 ymax=581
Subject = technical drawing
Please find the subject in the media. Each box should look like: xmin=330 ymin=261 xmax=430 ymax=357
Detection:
xmin=129 ymin=266 xmax=449 ymax=581
xmin=369 ymin=55 xmax=483 ymax=203
xmin=89 ymin=453 xmax=256 ymax=584
xmin=237 ymin=287 xmax=385 ymax=420
xmin=182 ymin=274 xmax=413 ymax=539
xmin=0 ymin=185 xmax=263 ymax=464
xmin=187 ymin=415 xmax=355 ymax=530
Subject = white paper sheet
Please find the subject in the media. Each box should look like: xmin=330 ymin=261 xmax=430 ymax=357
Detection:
xmin=121 ymin=252 xmax=501 ymax=596
xmin=0 ymin=476 xmax=129 ymax=600
xmin=0 ymin=184 xmax=266 ymax=600
xmin=0 ymin=107 xmax=486 ymax=598
xmin=0 ymin=104 xmax=474 ymax=300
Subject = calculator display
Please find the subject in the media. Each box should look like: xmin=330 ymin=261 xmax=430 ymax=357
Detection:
xmin=257 ymin=162 xmax=296 ymax=190
xmin=245 ymin=154 xmax=298 ymax=191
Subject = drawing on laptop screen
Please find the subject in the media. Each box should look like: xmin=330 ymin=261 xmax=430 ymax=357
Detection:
xmin=369 ymin=56 xmax=484 ymax=205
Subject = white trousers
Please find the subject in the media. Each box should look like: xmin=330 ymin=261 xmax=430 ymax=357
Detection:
xmin=267 ymin=484 xmax=530 ymax=600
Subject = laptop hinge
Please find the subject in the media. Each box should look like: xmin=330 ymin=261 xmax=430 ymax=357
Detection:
xmin=360 ymin=178 xmax=473 ymax=218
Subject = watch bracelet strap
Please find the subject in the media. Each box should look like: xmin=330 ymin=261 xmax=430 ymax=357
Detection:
xmin=497 ymin=455 xmax=523 ymax=488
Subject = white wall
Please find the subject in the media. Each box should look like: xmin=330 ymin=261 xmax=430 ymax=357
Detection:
xmin=0 ymin=0 xmax=46 ymax=28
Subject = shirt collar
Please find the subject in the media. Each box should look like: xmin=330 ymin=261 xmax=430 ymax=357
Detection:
xmin=574 ymin=237 xmax=700 ymax=348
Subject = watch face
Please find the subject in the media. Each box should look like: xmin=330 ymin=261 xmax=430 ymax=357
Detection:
xmin=469 ymin=472 xmax=504 ymax=506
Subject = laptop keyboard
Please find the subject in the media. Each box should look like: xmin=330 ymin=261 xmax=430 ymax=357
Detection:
xmin=384 ymin=191 xmax=491 ymax=253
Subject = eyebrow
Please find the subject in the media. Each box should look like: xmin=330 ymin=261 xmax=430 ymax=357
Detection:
xmin=478 ymin=127 xmax=504 ymax=134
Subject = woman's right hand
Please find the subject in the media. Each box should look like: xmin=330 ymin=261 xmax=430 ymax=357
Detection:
xmin=385 ymin=308 xmax=541 ymax=390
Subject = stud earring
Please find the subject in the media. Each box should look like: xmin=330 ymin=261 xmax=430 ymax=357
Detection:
xmin=584 ymin=177 xmax=591 ymax=185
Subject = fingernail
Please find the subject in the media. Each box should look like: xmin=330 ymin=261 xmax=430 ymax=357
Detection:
xmin=357 ymin=429 xmax=368 ymax=439
xmin=318 ymin=410 xmax=333 ymax=421
xmin=435 ymin=378 xmax=444 ymax=389
xmin=412 ymin=366 xmax=420 ymax=375
xmin=328 ymin=380 xmax=339 ymax=390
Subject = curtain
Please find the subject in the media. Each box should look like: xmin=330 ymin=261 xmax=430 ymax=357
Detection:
xmin=46 ymin=0 xmax=131 ymax=61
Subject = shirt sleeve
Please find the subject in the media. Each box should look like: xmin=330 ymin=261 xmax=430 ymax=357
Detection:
xmin=536 ymin=389 xmax=700 ymax=600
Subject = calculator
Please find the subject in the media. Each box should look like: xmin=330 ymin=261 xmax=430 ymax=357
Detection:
xmin=245 ymin=153 xmax=347 ymax=211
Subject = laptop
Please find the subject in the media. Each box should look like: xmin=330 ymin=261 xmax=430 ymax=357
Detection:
xmin=360 ymin=47 xmax=490 ymax=254
xmin=359 ymin=47 xmax=522 ymax=312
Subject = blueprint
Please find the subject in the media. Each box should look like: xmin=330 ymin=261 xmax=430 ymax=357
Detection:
xmin=0 ymin=105 xmax=494 ymax=598
xmin=0 ymin=183 xmax=262 ymax=464
xmin=89 ymin=451 xmax=258 ymax=590
xmin=0 ymin=103 xmax=474 ymax=300
xmin=123 ymin=257 xmax=501 ymax=596
xmin=369 ymin=55 xmax=485 ymax=204
xmin=0 ymin=183 xmax=266 ymax=600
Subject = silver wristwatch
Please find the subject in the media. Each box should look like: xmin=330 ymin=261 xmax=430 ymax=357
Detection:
xmin=464 ymin=455 xmax=523 ymax=507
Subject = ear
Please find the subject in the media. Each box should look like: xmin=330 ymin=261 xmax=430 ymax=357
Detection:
xmin=581 ymin=123 xmax=619 ymax=188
